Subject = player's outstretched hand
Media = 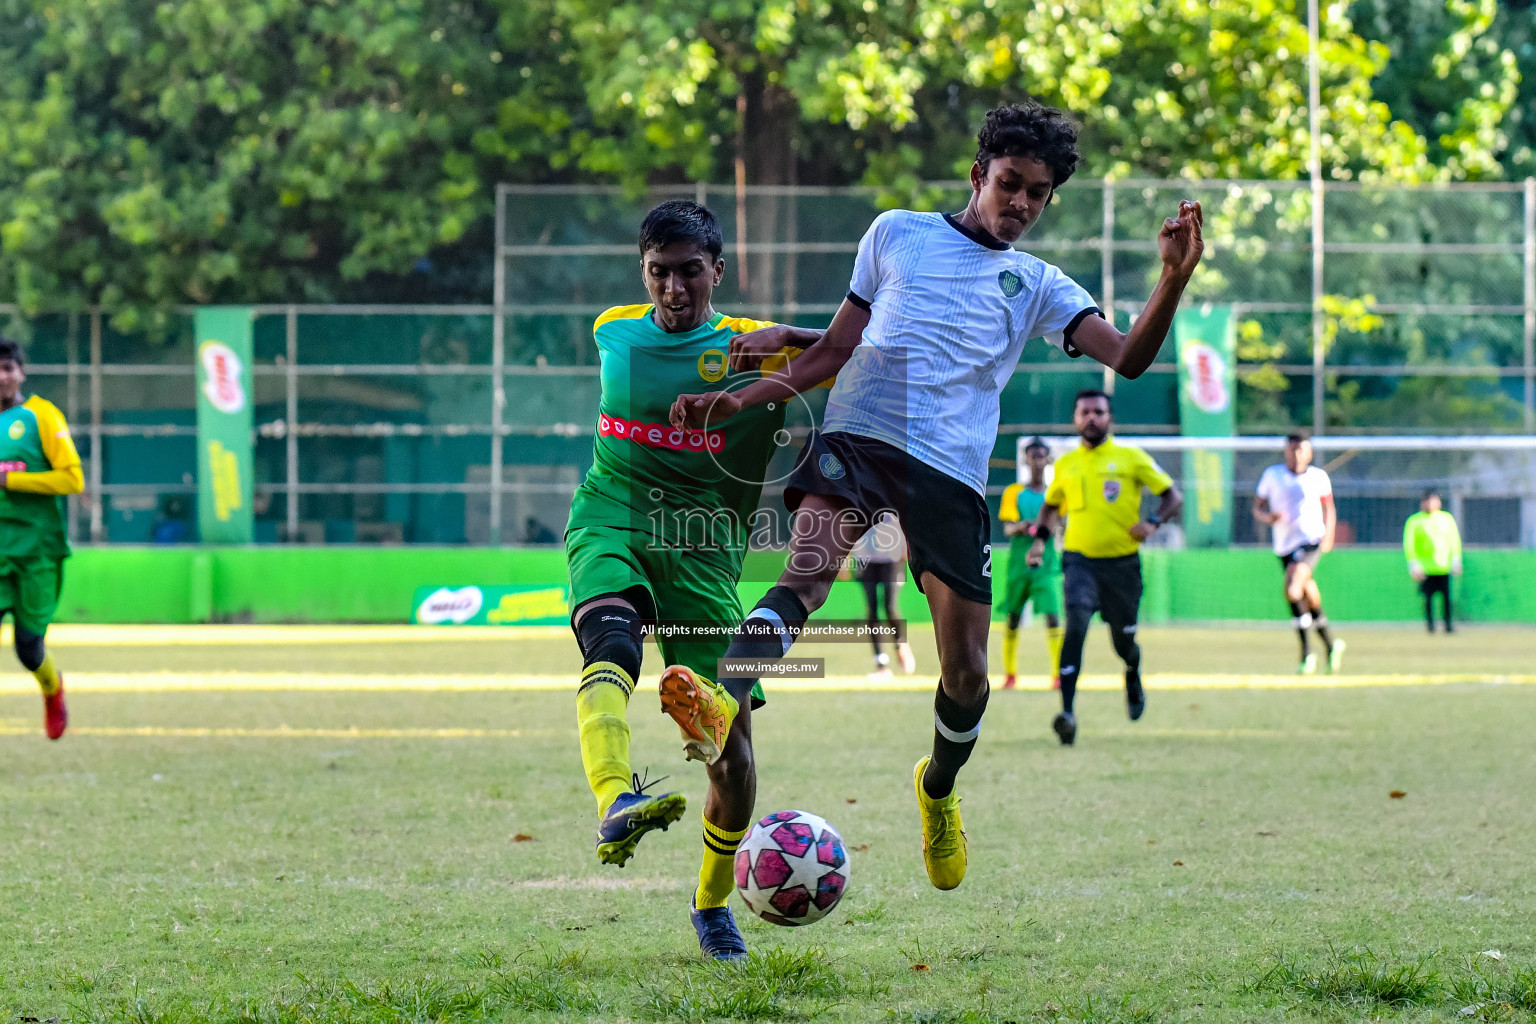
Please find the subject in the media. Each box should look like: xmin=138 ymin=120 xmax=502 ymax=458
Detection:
xmin=669 ymin=390 xmax=742 ymax=430
xmin=729 ymin=324 xmax=788 ymax=371
xmin=1159 ymin=200 xmax=1203 ymax=277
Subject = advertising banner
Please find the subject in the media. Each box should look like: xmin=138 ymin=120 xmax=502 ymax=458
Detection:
xmin=194 ymin=307 xmax=255 ymax=543
xmin=411 ymin=584 xmax=571 ymax=626
xmin=1174 ymin=305 xmax=1236 ymax=547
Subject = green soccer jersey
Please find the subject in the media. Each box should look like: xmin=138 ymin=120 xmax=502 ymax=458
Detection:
xmin=999 ymin=481 xmax=1058 ymax=577
xmin=567 ymin=305 xmax=796 ymax=565
xmin=0 ymin=396 xmax=83 ymax=560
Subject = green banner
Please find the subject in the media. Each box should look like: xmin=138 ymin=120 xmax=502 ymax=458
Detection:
xmin=1174 ymin=304 xmax=1236 ymax=548
xmin=194 ymin=307 xmax=255 ymax=543
xmin=411 ymin=584 xmax=571 ymax=625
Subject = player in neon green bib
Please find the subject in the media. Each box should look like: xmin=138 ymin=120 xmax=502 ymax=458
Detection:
xmin=0 ymin=338 xmax=83 ymax=739
xmin=566 ymin=202 xmax=826 ymax=960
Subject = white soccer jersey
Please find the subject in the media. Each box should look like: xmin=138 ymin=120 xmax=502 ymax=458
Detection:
xmin=825 ymin=209 xmax=1099 ymax=495
xmin=1256 ymin=464 xmax=1334 ymax=555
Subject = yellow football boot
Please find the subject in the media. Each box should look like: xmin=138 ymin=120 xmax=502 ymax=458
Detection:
xmin=658 ymin=665 xmax=739 ymax=765
xmin=913 ymin=755 xmax=968 ymax=890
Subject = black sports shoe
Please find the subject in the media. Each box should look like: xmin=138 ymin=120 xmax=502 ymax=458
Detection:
xmin=690 ymin=896 xmax=748 ymax=961
xmin=1125 ymin=669 xmax=1145 ymax=721
xmin=1051 ymin=711 xmax=1077 ymax=746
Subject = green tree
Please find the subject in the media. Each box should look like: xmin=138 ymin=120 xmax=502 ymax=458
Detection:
xmin=0 ymin=0 xmax=1527 ymax=321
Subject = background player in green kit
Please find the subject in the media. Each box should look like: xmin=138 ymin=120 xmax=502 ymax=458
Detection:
xmin=997 ymin=437 xmax=1063 ymax=689
xmin=0 ymin=338 xmax=83 ymax=739
xmin=566 ymin=201 xmax=825 ymax=960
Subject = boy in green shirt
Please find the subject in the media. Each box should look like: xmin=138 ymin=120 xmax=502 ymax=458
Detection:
xmin=0 ymin=338 xmax=82 ymax=738
xmin=1403 ymin=489 xmax=1461 ymax=633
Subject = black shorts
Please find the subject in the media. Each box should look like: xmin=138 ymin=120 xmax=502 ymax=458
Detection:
xmin=1278 ymin=543 xmax=1322 ymax=571
xmin=1062 ymin=551 xmax=1143 ymax=632
xmin=1419 ymin=573 xmax=1451 ymax=596
xmin=785 ymin=431 xmax=993 ymax=604
xmin=855 ymin=560 xmax=902 ymax=586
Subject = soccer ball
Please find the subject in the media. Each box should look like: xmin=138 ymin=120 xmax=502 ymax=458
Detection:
xmin=734 ymin=809 xmax=850 ymax=926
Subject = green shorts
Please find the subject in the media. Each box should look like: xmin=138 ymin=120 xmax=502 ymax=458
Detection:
xmin=1001 ymin=566 xmax=1062 ymax=619
xmin=566 ymin=524 xmax=764 ymax=705
xmin=0 ymin=556 xmax=63 ymax=636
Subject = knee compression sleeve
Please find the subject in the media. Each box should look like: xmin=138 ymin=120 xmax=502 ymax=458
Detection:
xmin=574 ymin=603 xmax=644 ymax=679
xmin=14 ymin=628 xmax=46 ymax=673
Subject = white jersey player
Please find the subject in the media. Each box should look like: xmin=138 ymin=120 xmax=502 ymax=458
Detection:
xmin=1254 ymin=432 xmax=1345 ymax=674
xmin=671 ymin=101 xmax=1204 ymax=893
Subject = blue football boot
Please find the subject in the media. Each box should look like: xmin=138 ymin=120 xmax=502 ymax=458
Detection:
xmin=595 ymin=771 xmax=686 ymax=867
xmin=690 ymin=895 xmax=748 ymax=961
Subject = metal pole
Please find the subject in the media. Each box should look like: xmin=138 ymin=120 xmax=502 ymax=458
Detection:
xmin=1524 ymin=176 xmax=1535 ymax=432
xmin=1309 ymin=0 xmax=1326 ymax=437
xmin=88 ymin=308 xmax=103 ymax=542
xmin=65 ymin=313 xmax=79 ymax=543
xmin=490 ymin=184 xmax=507 ymax=545
xmin=1101 ymin=180 xmax=1117 ymax=395
xmin=285 ymin=305 xmax=299 ymax=541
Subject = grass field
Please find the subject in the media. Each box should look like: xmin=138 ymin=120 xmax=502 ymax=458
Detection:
xmin=2 ymin=625 xmax=1535 ymax=1023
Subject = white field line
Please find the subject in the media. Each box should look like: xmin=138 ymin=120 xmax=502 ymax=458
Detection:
xmin=0 ymin=672 xmax=1532 ymax=694
xmin=18 ymin=624 xmax=569 ymax=645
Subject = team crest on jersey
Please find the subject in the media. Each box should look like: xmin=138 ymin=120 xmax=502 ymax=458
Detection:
xmin=1102 ymin=479 xmax=1122 ymax=502
xmin=819 ymin=453 xmax=846 ymax=480
xmin=6 ymin=420 xmax=22 ymax=440
xmin=698 ymin=349 xmax=727 ymax=383
xmin=998 ymin=270 xmax=1023 ymax=297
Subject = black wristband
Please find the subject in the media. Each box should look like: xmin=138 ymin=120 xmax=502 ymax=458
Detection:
xmin=1032 ymin=524 xmax=1052 ymax=540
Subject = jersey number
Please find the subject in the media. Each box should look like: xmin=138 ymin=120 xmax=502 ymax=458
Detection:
xmin=982 ymin=544 xmax=992 ymax=579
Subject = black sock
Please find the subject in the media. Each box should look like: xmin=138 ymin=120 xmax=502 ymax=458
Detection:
xmin=1424 ymin=593 xmax=1435 ymax=632
xmin=1313 ymin=609 xmax=1334 ymax=652
xmin=923 ymin=682 xmax=988 ymax=800
xmin=1289 ymin=600 xmax=1312 ymax=658
xmin=1058 ymin=605 xmax=1092 ymax=714
xmin=719 ymin=585 xmax=810 ymax=704
xmin=1443 ymin=589 xmax=1454 ymax=630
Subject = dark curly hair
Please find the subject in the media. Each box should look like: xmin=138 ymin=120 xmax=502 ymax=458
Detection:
xmin=975 ymin=102 xmax=1082 ymax=188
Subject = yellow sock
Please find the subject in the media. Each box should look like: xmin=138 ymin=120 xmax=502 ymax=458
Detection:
xmin=576 ymin=662 xmax=634 ymax=815
xmin=696 ymin=818 xmax=750 ymax=909
xmin=33 ymin=651 xmax=60 ymax=696
xmin=1046 ymin=625 xmax=1064 ymax=679
xmin=1001 ymin=627 xmax=1018 ymax=676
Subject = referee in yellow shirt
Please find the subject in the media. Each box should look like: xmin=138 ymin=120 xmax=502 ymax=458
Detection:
xmin=1027 ymin=390 xmax=1181 ymax=745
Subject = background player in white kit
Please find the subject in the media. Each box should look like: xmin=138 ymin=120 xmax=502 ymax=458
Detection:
xmin=671 ymin=102 xmax=1204 ymax=891
xmin=1254 ymin=432 xmax=1346 ymax=674
xmin=850 ymin=513 xmax=915 ymax=679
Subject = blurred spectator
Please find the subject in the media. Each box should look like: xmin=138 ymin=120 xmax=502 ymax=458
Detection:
xmin=151 ymin=495 xmax=191 ymax=544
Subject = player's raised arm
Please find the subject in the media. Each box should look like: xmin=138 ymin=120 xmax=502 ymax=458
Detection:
xmin=1069 ymin=200 xmax=1204 ymax=380
xmin=669 ymin=298 xmax=869 ymax=430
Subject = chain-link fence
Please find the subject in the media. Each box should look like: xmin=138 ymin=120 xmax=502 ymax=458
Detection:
xmin=2 ymin=178 xmax=1532 ymax=545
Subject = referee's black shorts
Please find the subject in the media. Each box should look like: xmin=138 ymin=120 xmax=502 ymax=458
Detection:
xmin=1062 ymin=551 xmax=1143 ymax=633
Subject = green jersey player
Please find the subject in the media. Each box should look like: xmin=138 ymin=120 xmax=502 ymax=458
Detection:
xmin=567 ymin=201 xmax=824 ymax=961
xmin=997 ymin=437 xmax=1063 ymax=689
xmin=0 ymin=338 xmax=83 ymax=739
